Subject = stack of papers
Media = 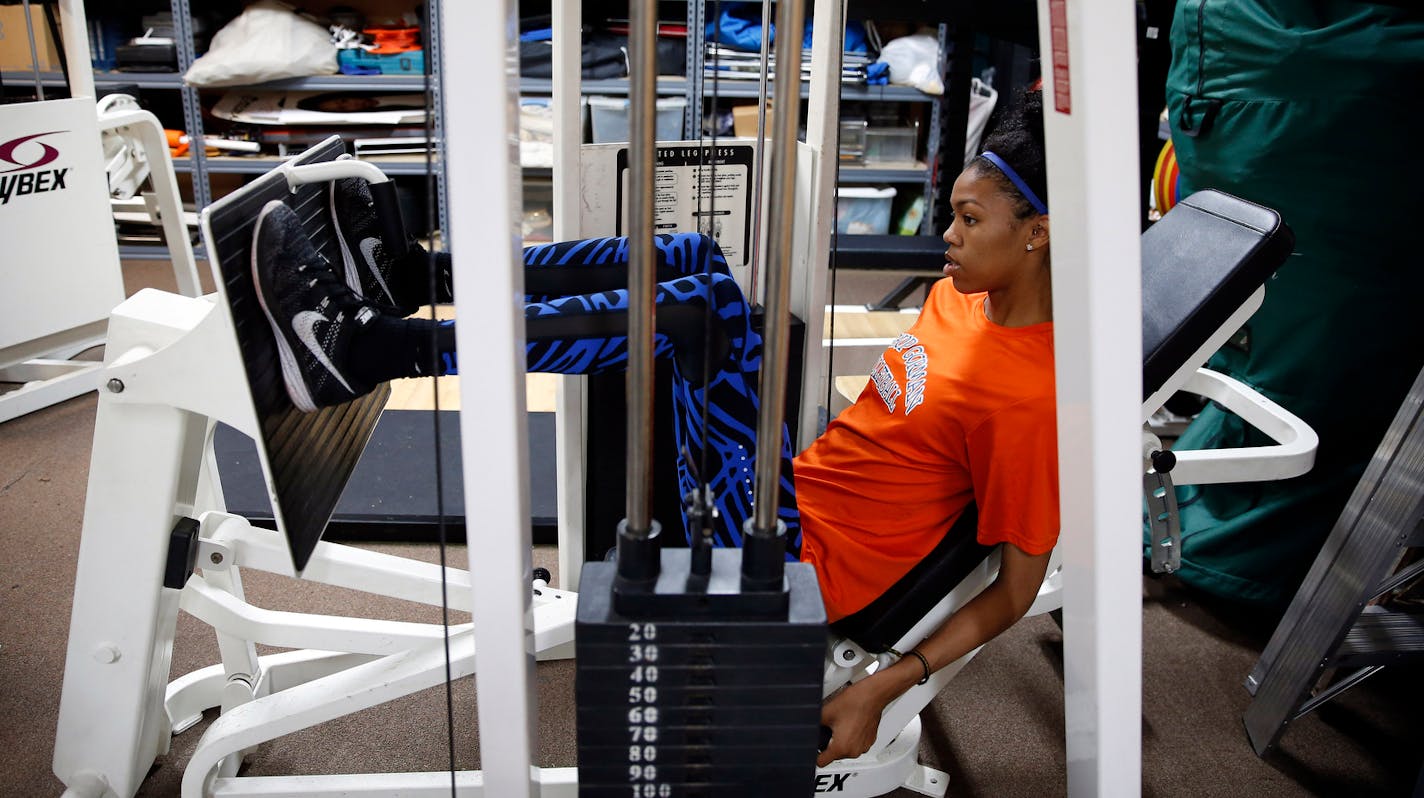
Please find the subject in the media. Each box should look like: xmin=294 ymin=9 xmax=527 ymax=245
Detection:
xmin=702 ymin=46 xmax=877 ymax=85
xmin=212 ymin=91 xmax=427 ymax=126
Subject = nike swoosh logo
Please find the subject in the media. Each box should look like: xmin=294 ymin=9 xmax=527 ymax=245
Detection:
xmin=359 ymin=237 xmax=396 ymax=301
xmin=292 ymin=310 xmax=355 ymax=394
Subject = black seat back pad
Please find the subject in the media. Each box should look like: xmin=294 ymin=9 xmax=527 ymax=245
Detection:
xmin=1141 ymin=189 xmax=1294 ymax=400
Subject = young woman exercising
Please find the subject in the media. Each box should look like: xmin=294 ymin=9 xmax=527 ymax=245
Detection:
xmin=804 ymin=91 xmax=1056 ymax=766
xmin=252 ymin=91 xmax=1056 ymax=767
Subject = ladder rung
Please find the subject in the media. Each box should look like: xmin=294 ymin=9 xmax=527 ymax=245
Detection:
xmin=1334 ymin=607 xmax=1424 ymax=666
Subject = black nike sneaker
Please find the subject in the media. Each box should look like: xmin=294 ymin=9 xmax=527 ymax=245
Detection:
xmin=330 ymin=176 xmax=451 ymax=316
xmin=251 ymin=199 xmax=379 ymax=412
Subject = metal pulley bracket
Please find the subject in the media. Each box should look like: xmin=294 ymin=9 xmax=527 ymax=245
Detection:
xmin=682 ymin=488 xmax=719 ymax=578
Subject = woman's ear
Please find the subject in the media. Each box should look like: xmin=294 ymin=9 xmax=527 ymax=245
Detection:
xmin=1029 ymin=215 xmax=1050 ymax=251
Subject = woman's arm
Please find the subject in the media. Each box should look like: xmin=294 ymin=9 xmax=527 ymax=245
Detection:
xmin=816 ymin=542 xmax=1054 ymax=767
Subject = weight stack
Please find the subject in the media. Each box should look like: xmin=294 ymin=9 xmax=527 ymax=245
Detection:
xmin=576 ymin=548 xmax=826 ymax=797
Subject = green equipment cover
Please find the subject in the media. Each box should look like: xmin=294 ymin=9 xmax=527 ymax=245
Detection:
xmin=1159 ymin=0 xmax=1424 ymax=604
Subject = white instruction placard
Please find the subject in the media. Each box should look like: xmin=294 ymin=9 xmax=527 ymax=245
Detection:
xmin=614 ymin=144 xmax=755 ymax=269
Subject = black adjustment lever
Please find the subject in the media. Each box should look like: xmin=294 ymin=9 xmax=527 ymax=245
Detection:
xmin=164 ymin=517 xmax=201 ymax=589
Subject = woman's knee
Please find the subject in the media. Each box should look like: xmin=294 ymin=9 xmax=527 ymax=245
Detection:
xmin=658 ymin=232 xmax=729 ymax=276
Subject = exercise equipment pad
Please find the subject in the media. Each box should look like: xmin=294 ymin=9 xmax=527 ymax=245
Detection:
xmin=213 ymin=409 xmax=558 ymax=543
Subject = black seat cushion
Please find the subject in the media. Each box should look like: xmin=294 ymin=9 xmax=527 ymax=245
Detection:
xmin=830 ymin=505 xmax=994 ymax=653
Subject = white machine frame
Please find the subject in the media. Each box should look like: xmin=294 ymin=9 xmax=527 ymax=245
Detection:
xmin=0 ymin=0 xmax=199 ymax=424
xmin=50 ymin=284 xmax=581 ymax=798
xmin=51 ymin=2 xmax=1319 ymax=798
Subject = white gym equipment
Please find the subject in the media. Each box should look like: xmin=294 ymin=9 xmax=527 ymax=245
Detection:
xmin=49 ymin=1 xmax=1319 ymax=797
xmin=0 ymin=0 xmax=199 ymax=424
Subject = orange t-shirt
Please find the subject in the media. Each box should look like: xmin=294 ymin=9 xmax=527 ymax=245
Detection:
xmin=795 ymin=281 xmax=1059 ymax=621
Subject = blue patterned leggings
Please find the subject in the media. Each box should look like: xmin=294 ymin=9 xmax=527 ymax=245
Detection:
xmin=437 ymin=233 xmax=799 ymax=550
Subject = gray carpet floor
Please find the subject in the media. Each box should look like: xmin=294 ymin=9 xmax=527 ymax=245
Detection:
xmin=2 ymin=264 xmax=1420 ymax=796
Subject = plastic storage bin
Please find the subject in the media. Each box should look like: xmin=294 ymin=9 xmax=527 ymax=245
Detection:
xmin=839 ymin=118 xmax=868 ymax=164
xmin=588 ymin=96 xmax=688 ymax=143
xmin=519 ymin=96 xmax=588 ymax=166
xmin=337 ymin=48 xmax=425 ymax=75
xmin=836 ymin=187 xmax=897 ymax=235
xmin=863 ymin=127 xmax=918 ymax=164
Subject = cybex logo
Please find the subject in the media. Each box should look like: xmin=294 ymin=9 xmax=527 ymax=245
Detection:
xmin=0 ymin=130 xmax=70 ymax=205
xmin=814 ymin=772 xmax=852 ymax=792
xmin=1 ymin=131 xmax=65 ymax=172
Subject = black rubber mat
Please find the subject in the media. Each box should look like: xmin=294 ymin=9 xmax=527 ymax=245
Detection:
xmin=213 ymin=410 xmax=559 ymax=544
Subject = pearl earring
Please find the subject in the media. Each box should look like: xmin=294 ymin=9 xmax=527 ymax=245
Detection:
xmin=1026 ymin=243 xmax=1034 ymax=251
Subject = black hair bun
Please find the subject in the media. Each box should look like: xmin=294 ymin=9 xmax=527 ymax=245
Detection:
xmin=977 ymin=87 xmax=1047 ymax=218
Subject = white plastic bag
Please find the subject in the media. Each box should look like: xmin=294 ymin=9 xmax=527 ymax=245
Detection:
xmin=184 ymin=1 xmax=337 ymax=87
xmin=877 ymin=32 xmax=943 ymax=96
xmin=964 ymin=78 xmax=998 ymax=167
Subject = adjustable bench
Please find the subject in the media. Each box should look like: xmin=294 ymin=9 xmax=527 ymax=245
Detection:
xmin=814 ymin=189 xmax=1318 ymax=797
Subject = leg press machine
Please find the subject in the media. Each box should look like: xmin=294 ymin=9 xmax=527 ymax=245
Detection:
xmin=51 ymin=145 xmax=1316 ymax=795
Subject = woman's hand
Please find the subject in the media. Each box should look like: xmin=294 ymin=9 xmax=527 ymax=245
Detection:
xmin=814 ymin=544 xmax=1054 ymax=769
xmin=816 ymin=677 xmax=892 ymax=767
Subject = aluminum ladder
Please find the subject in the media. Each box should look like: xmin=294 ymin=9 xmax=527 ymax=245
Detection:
xmin=1243 ymin=363 xmax=1424 ymax=755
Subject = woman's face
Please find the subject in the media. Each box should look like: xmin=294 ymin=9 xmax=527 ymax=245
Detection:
xmin=940 ymin=169 xmax=1040 ymax=294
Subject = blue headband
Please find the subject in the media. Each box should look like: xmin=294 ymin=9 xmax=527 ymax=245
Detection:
xmin=980 ymin=150 xmax=1048 ymax=215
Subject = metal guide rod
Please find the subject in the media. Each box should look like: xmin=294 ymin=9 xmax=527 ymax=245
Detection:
xmin=21 ymin=0 xmax=45 ymax=100
xmin=624 ymin=0 xmax=658 ymax=538
xmin=746 ymin=0 xmax=775 ymax=303
xmin=749 ymin=0 xmax=806 ymax=536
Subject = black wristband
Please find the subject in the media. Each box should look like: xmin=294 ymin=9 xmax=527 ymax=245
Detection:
xmin=907 ymin=649 xmax=931 ymax=685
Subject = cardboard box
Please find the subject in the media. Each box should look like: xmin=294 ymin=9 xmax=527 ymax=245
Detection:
xmin=732 ymin=103 xmax=772 ymax=137
xmin=0 ymin=5 xmax=62 ymax=71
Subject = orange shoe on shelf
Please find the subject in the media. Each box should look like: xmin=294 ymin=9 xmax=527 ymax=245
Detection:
xmin=364 ymin=23 xmax=421 ymax=54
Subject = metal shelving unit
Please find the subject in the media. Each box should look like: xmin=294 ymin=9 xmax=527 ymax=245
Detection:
xmin=838 ymin=164 xmax=930 ymax=184
xmin=118 ymin=243 xmax=203 ymax=260
xmin=163 ymin=0 xmax=447 ymax=208
xmin=43 ymin=1 xmax=961 ymax=268
xmin=168 ymin=156 xmax=442 ymax=177
xmin=680 ymin=0 xmax=951 ymax=257
xmin=522 ymin=76 xmax=691 ymax=96
xmin=45 ymin=1 xmax=450 ymax=261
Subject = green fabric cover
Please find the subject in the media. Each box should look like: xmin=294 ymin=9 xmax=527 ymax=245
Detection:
xmin=1158 ymin=0 xmax=1424 ymax=604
